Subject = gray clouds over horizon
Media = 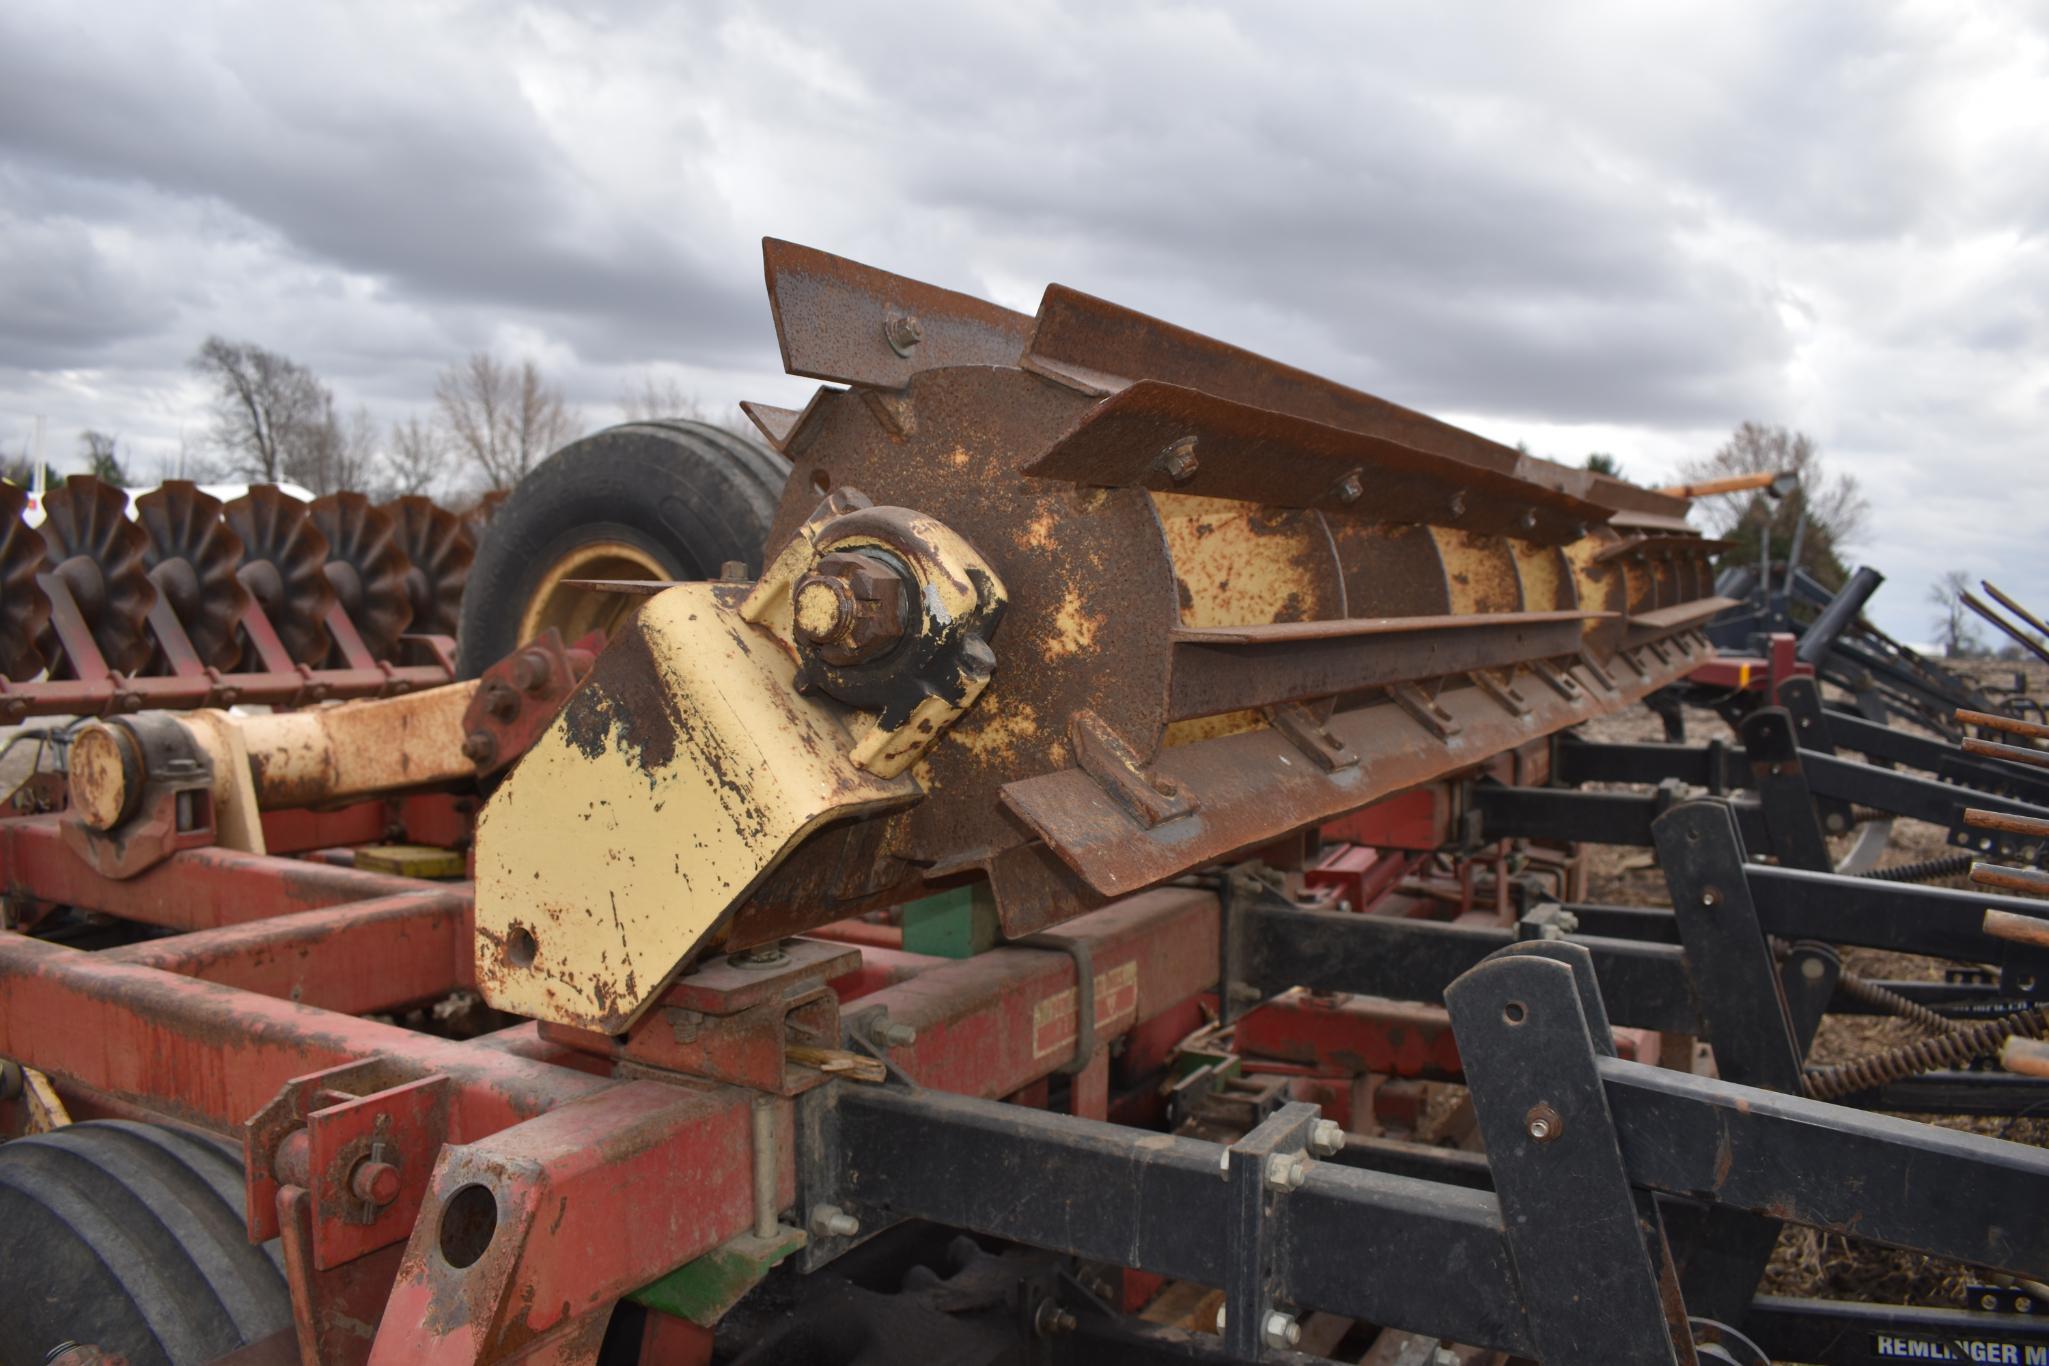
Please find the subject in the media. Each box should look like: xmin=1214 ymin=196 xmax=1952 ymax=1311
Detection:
xmin=2 ymin=1 xmax=2045 ymax=642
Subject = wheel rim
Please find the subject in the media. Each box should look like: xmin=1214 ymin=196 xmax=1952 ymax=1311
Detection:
xmin=514 ymin=540 xmax=670 ymax=647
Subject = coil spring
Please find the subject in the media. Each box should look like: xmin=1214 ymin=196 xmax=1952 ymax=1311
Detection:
xmin=1857 ymin=851 xmax=1976 ymax=884
xmin=1833 ymin=971 xmax=1957 ymax=1035
xmin=1802 ymin=1008 xmax=2048 ymax=1101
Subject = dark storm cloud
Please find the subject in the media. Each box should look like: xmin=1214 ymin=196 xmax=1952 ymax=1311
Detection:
xmin=0 ymin=0 xmax=2044 ymax=643
xmin=0 ymin=4 xmax=758 ymax=366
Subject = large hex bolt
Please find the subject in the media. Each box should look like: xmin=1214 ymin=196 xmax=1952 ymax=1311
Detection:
xmin=792 ymin=550 xmax=910 ymax=667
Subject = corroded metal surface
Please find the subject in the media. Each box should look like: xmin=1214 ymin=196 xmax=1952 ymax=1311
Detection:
xmin=480 ymin=240 xmax=1729 ymax=1026
xmin=473 ymin=582 xmax=917 ymax=1032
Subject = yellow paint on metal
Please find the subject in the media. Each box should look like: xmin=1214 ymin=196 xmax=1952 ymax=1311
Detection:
xmin=1430 ymin=528 xmax=1525 ymax=614
xmin=1150 ymin=493 xmax=1341 ymax=629
xmin=515 ymin=538 xmax=669 ymax=648
xmin=473 ymin=583 xmax=918 ymax=1033
xmin=354 ymin=844 xmax=468 ymax=879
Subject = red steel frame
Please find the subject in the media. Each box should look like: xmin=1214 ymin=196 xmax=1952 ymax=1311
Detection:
xmin=0 ymin=741 xmax=1566 ymax=1364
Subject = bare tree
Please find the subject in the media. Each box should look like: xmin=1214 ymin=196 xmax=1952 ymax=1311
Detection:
xmin=618 ymin=371 xmax=704 ymax=423
xmin=1928 ymin=570 xmax=1980 ymax=658
xmin=378 ymin=415 xmax=452 ymax=499
xmin=1677 ymin=423 xmax=1870 ymax=589
xmin=435 ymin=353 xmax=580 ymax=492
xmin=190 ymin=337 xmax=334 ymax=484
xmin=78 ymin=430 xmax=128 ymax=486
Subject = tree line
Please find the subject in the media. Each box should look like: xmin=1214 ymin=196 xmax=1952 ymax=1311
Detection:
xmin=4 ymin=339 xmax=740 ymax=502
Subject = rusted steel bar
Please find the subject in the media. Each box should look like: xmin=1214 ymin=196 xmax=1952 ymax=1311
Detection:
xmin=1962 ymin=736 xmax=2049 ymax=770
xmin=1959 ymin=710 xmax=2049 ymax=742
xmin=1985 ymin=581 xmax=2049 ymax=641
xmin=1020 ymin=381 xmax=1599 ymax=543
xmin=101 ymin=888 xmax=473 ymax=1013
xmin=1965 ymin=806 xmax=2049 ymax=839
xmin=856 ymin=886 xmax=1219 ymax=1097
xmin=1654 ymin=471 xmax=1797 ymax=500
xmin=0 ymin=931 xmax=603 ymax=1135
xmin=371 ymin=1080 xmax=773 ymax=1364
xmin=1985 ymin=907 xmax=2049 ymax=950
xmin=0 ymin=814 xmax=435 ymax=929
xmin=212 ymin=681 xmax=480 ymax=806
xmin=0 ymin=662 xmax=455 ymax=723
xmin=1972 ymin=862 xmax=2049 ymax=898
xmin=1166 ymin=610 xmax=1598 ymax=720
xmin=1961 ymin=591 xmax=2049 ymax=668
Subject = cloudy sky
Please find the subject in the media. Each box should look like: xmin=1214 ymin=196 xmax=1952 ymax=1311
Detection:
xmin=3 ymin=1 xmax=2045 ymax=642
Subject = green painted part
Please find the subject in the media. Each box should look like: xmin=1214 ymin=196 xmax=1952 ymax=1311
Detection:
xmin=900 ymin=881 xmax=999 ymax=958
xmin=1170 ymin=1049 xmax=1240 ymax=1082
xmin=629 ymin=1227 xmax=806 ymax=1326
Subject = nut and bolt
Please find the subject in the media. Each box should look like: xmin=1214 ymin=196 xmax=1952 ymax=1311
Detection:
xmin=1033 ymin=1300 xmax=1078 ymax=1337
xmin=1161 ymin=436 xmax=1200 ymax=483
xmin=460 ymin=731 xmax=498 ymax=766
xmin=483 ymin=682 xmax=521 ymax=722
xmin=1308 ymin=1119 xmax=1346 ymax=1157
xmin=1334 ymin=471 xmax=1363 ymax=504
xmin=883 ymin=310 xmax=923 ymax=356
xmin=879 ymin=1022 xmax=917 ymax=1047
xmin=810 ymin=1204 xmax=861 ymax=1238
xmin=1525 ymin=1103 xmax=1563 ymax=1143
xmin=349 ymin=1158 xmax=402 ymax=1207
xmin=509 ymin=649 xmax=554 ymax=695
xmin=732 ymin=943 xmax=791 ymax=970
xmin=1265 ymin=1152 xmax=1309 ymax=1190
xmin=1262 ymin=1311 xmax=1302 ymax=1349
xmin=792 ymin=550 xmax=910 ymax=666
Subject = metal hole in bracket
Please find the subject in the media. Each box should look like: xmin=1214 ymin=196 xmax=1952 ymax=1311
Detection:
xmin=1503 ymin=1001 xmax=1527 ymax=1025
xmin=811 ymin=470 xmax=832 ymax=494
xmin=505 ymin=925 xmax=538 ymax=968
xmin=439 ymin=1183 xmax=498 ymax=1269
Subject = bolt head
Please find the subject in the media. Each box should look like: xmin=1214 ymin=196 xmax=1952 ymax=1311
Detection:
xmin=350 ymin=1158 xmax=402 ymax=1206
xmin=1308 ymin=1119 xmax=1345 ymax=1157
xmin=801 ymin=551 xmax=910 ymax=666
xmin=1335 ymin=472 xmax=1363 ymax=504
xmin=1525 ymin=1102 xmax=1563 ymax=1142
xmin=1161 ymin=436 xmax=1200 ymax=483
xmin=1265 ymin=1152 xmax=1308 ymax=1190
xmin=483 ymin=682 xmax=521 ymax=721
xmin=883 ymin=311 xmax=923 ymax=355
xmin=811 ymin=1204 xmax=860 ymax=1238
xmin=461 ymin=731 xmax=497 ymax=766
xmin=1262 ymin=1311 xmax=1301 ymax=1349
xmin=511 ymin=649 xmax=554 ymax=695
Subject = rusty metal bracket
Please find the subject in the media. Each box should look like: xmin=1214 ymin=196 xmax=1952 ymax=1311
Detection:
xmin=1390 ymin=681 xmax=1462 ymax=739
xmin=1530 ymin=659 xmax=1585 ymax=701
xmin=1268 ymin=701 xmax=1360 ymax=771
xmin=1071 ymin=709 xmax=1197 ymax=828
xmin=1469 ymin=669 xmax=1532 ymax=719
xmin=1018 ymin=932 xmax=1098 ymax=1076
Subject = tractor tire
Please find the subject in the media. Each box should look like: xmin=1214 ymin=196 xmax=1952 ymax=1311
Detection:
xmin=455 ymin=420 xmax=787 ymax=678
xmin=0 ymin=1120 xmax=292 ymax=1366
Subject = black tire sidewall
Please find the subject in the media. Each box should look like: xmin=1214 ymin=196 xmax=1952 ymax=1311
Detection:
xmin=456 ymin=421 xmax=785 ymax=678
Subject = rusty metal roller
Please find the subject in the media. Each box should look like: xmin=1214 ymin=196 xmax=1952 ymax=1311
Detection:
xmin=37 ymin=475 xmax=157 ymax=677
xmin=135 ymin=481 xmax=250 ymax=671
xmin=224 ymin=486 xmax=335 ymax=666
xmin=0 ymin=481 xmax=51 ymax=680
xmin=379 ymin=495 xmax=474 ymax=639
xmin=308 ymin=492 xmax=413 ymax=662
